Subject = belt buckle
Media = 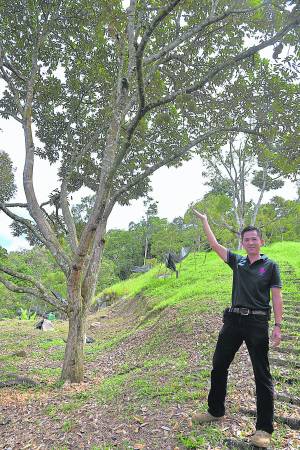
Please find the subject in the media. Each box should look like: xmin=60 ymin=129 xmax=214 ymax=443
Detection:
xmin=240 ymin=308 xmax=250 ymax=315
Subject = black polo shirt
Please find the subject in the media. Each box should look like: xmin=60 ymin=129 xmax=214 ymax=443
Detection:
xmin=226 ymin=250 xmax=282 ymax=311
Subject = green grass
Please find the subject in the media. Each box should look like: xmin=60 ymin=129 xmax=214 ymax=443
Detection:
xmin=179 ymin=425 xmax=225 ymax=449
xmin=97 ymin=373 xmax=129 ymax=403
xmin=84 ymin=330 xmax=132 ymax=362
xmin=89 ymin=447 xmax=116 ymax=450
xmin=45 ymin=404 xmax=59 ymax=418
xmin=103 ymin=242 xmax=300 ymax=321
xmin=49 ymin=349 xmax=65 ymax=361
xmin=94 ymin=356 xmax=210 ymax=407
xmin=38 ymin=338 xmax=65 ymax=350
xmin=142 ymin=353 xmax=188 ymax=370
xmin=61 ymin=418 xmax=76 ymax=432
xmin=30 ymin=367 xmax=61 ymax=380
xmin=130 ymin=371 xmax=209 ymax=404
xmin=103 ymin=250 xmax=232 ymax=317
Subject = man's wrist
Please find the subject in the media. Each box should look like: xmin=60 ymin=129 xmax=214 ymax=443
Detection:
xmin=274 ymin=323 xmax=281 ymax=328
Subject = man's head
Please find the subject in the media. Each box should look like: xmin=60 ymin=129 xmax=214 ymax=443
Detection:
xmin=241 ymin=226 xmax=264 ymax=256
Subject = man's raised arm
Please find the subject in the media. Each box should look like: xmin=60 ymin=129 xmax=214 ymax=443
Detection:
xmin=192 ymin=209 xmax=228 ymax=262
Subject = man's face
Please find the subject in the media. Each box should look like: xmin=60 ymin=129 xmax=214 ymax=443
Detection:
xmin=242 ymin=230 xmax=264 ymax=256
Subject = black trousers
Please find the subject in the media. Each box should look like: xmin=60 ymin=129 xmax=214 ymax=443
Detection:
xmin=207 ymin=310 xmax=274 ymax=434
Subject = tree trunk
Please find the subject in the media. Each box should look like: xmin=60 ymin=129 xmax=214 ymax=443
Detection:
xmin=61 ymin=274 xmax=87 ymax=383
xmin=236 ymin=215 xmax=244 ymax=249
xmin=251 ymin=168 xmax=267 ymax=225
xmin=237 ymin=238 xmax=242 ymax=250
xmin=143 ymin=235 xmax=148 ymax=265
xmin=61 ymin=305 xmax=87 ymax=383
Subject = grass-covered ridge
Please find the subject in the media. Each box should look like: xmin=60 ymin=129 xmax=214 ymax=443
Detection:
xmin=103 ymin=241 xmax=300 ymax=315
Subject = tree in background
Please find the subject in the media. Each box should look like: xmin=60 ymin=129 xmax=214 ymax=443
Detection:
xmin=185 ymin=191 xmax=300 ymax=249
xmin=199 ymin=58 xmax=299 ymax=242
xmin=0 ymin=1 xmax=299 ymax=382
xmin=149 ymin=216 xmax=195 ymax=261
xmin=0 ymin=151 xmax=16 ymax=203
xmin=103 ymin=228 xmax=144 ymax=279
xmin=255 ymin=196 xmax=300 ymax=243
xmin=185 ymin=193 xmax=235 ymax=247
xmin=201 ymin=134 xmax=285 ymax=241
xmin=142 ymin=197 xmax=158 ymax=265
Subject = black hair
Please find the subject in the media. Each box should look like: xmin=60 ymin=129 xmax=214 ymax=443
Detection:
xmin=241 ymin=225 xmax=262 ymax=240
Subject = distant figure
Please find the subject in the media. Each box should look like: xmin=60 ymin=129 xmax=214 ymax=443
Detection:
xmin=192 ymin=209 xmax=283 ymax=449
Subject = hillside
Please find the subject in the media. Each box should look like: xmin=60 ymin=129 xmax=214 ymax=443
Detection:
xmin=103 ymin=241 xmax=300 ymax=318
xmin=0 ymin=242 xmax=299 ymax=449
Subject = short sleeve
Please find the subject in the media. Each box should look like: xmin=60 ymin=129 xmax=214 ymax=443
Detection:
xmin=226 ymin=250 xmax=242 ymax=270
xmin=270 ymin=263 xmax=282 ymax=288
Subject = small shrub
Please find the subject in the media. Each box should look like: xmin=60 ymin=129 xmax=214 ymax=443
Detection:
xmin=19 ymin=308 xmax=36 ymax=321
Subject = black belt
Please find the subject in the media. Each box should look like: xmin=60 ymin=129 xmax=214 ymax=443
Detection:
xmin=228 ymin=307 xmax=268 ymax=316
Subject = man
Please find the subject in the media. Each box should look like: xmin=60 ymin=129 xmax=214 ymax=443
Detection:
xmin=192 ymin=210 xmax=283 ymax=448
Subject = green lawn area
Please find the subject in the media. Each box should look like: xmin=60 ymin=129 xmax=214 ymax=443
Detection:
xmin=102 ymin=241 xmax=300 ymax=316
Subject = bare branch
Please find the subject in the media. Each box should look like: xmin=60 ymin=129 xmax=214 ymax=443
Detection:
xmin=4 ymin=202 xmax=28 ymax=208
xmin=137 ymin=0 xmax=182 ymax=58
xmin=144 ymin=5 xmax=264 ymax=65
xmin=210 ymin=0 xmax=220 ymax=17
xmin=4 ymin=199 xmax=52 ymax=208
xmin=0 ymin=45 xmax=24 ymax=115
xmin=0 ymin=275 xmax=40 ymax=297
xmin=136 ymin=53 xmax=146 ymax=111
xmin=125 ymin=59 xmax=161 ymax=115
xmin=60 ymin=180 xmax=78 ymax=253
xmin=228 ymin=140 xmax=239 ymax=187
xmin=0 ymin=265 xmax=66 ymax=312
xmin=81 ymin=220 xmax=107 ymax=303
xmin=74 ymin=59 xmax=130 ymax=264
xmin=113 ymin=64 xmax=160 ymax=175
xmin=109 ymin=126 xmax=262 ymax=207
xmin=127 ymin=0 xmax=137 ymax=78
xmin=0 ymin=43 xmax=26 ymax=83
xmin=1 ymin=264 xmax=46 ymax=291
xmin=39 ymin=204 xmax=68 ymax=235
xmin=3 ymin=199 xmax=67 ymax=233
xmin=2 ymin=56 xmax=27 ymax=82
xmin=0 ymin=202 xmax=70 ymax=273
xmin=0 ymin=202 xmax=48 ymax=245
xmin=57 ymin=100 xmax=101 ymax=185
xmin=0 ymin=68 xmax=24 ymax=115
xmin=210 ymin=216 xmax=239 ymax=236
xmin=251 ymin=164 xmax=268 ymax=225
xmin=0 ymin=109 xmax=23 ymax=123
xmin=144 ymin=18 xmax=300 ymax=112
xmin=133 ymin=2 xmax=183 ymax=113
xmin=21 ymin=25 xmax=71 ymax=272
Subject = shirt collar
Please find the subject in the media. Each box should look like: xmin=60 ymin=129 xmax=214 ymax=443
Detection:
xmin=246 ymin=254 xmax=268 ymax=263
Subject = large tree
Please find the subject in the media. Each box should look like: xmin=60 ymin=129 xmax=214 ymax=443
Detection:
xmin=0 ymin=0 xmax=299 ymax=382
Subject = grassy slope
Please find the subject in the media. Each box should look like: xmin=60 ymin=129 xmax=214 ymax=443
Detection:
xmin=103 ymin=241 xmax=300 ymax=316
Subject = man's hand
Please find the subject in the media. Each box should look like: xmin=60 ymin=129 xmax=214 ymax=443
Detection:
xmin=192 ymin=208 xmax=227 ymax=261
xmin=192 ymin=209 xmax=207 ymax=222
xmin=271 ymin=325 xmax=281 ymax=347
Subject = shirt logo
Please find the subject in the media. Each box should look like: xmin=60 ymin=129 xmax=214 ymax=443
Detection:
xmin=259 ymin=267 xmax=266 ymax=274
